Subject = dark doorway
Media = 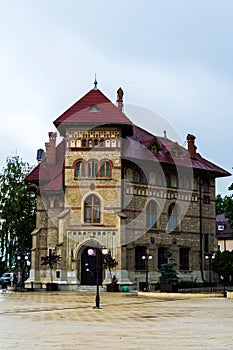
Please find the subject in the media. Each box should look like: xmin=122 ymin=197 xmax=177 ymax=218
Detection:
xmin=81 ymin=246 xmax=103 ymax=285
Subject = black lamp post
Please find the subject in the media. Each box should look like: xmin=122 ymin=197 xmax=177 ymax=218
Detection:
xmin=142 ymin=253 xmax=152 ymax=291
xmin=17 ymin=253 xmax=30 ymax=288
xmin=88 ymin=247 xmax=108 ymax=309
xmin=205 ymin=252 xmax=215 ymax=290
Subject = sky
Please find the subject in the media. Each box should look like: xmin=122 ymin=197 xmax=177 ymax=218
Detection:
xmin=0 ymin=0 xmax=232 ymax=195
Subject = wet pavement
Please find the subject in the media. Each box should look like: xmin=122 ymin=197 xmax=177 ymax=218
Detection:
xmin=0 ymin=289 xmax=233 ymax=349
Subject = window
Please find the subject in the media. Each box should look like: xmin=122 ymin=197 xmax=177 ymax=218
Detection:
xmin=75 ymin=161 xmax=85 ymax=177
xmin=141 ymin=171 xmax=147 ymax=184
xmin=82 ymin=139 xmax=87 ymax=148
xmin=135 ymin=246 xmax=146 ymax=270
xmin=146 ymin=201 xmax=157 ymax=229
xmin=165 ymin=175 xmax=170 ymax=188
xmin=133 ymin=169 xmax=140 ymax=183
xmin=84 ymin=194 xmax=101 ymax=224
xmin=94 ymin=139 xmax=98 ymax=147
xmin=168 ymin=203 xmax=179 ymax=232
xmin=88 ymin=140 xmax=92 ymax=147
xmin=100 ymin=139 xmax=105 ymax=147
xmin=158 ymin=247 xmax=168 ymax=269
xmin=54 ymin=199 xmax=59 ymax=208
xmin=88 ymin=161 xmax=98 ymax=177
xmin=100 ymin=162 xmax=110 ymax=177
xmin=150 ymin=143 xmax=157 ymax=154
xmin=179 ymin=248 xmax=189 ymax=270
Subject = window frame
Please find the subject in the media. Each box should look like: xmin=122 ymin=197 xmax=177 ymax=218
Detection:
xmin=146 ymin=200 xmax=158 ymax=230
xmin=84 ymin=194 xmax=101 ymax=224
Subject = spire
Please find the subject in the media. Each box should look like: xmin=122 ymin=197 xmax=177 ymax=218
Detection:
xmin=93 ymin=74 xmax=98 ymax=90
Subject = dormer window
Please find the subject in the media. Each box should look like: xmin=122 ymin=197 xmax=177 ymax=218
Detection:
xmin=89 ymin=105 xmax=100 ymax=112
xmin=218 ymin=224 xmax=224 ymax=231
xmin=149 ymin=142 xmax=158 ymax=154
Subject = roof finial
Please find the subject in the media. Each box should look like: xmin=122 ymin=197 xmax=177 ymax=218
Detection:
xmin=117 ymin=87 xmax=124 ymax=112
xmin=164 ymin=130 xmax=167 ymax=138
xmin=94 ymin=74 xmax=98 ymax=90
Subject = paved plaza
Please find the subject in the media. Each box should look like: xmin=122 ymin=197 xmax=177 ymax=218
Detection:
xmin=0 ymin=289 xmax=233 ymax=349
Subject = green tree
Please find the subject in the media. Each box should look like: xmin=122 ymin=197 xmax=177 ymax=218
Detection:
xmin=224 ymin=190 xmax=233 ymax=229
xmin=212 ymin=250 xmax=233 ymax=283
xmin=216 ymin=194 xmax=225 ymax=215
xmin=0 ymin=156 xmax=36 ymax=270
xmin=216 ymin=190 xmax=233 ymax=229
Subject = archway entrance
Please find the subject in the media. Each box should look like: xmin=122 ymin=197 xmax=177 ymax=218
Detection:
xmin=81 ymin=246 xmax=104 ymax=285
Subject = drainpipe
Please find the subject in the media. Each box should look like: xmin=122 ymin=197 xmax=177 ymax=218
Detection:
xmin=199 ymin=177 xmax=205 ymax=282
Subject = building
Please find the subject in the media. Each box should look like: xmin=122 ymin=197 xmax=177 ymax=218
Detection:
xmin=216 ymin=214 xmax=233 ymax=251
xmin=25 ymin=82 xmax=231 ymax=290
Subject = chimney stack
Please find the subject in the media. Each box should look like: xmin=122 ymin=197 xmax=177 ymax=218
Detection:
xmin=187 ymin=134 xmax=197 ymax=158
xmin=36 ymin=149 xmax=45 ymax=163
xmin=45 ymin=132 xmax=57 ymax=165
xmin=117 ymin=87 xmax=124 ymax=112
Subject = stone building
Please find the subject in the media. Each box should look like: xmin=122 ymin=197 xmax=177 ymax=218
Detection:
xmin=25 ymin=83 xmax=230 ymax=290
xmin=216 ymin=214 xmax=233 ymax=251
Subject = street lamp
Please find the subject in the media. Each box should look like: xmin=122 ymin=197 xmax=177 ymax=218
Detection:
xmin=205 ymin=252 xmax=215 ymax=290
xmin=142 ymin=253 xmax=153 ymax=291
xmin=88 ymin=247 xmax=108 ymax=309
xmin=17 ymin=254 xmax=30 ymax=288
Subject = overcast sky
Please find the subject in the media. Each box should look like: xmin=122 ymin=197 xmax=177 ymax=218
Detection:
xmin=0 ymin=0 xmax=232 ymax=195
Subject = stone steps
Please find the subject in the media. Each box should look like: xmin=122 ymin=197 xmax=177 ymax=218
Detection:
xmin=77 ymin=285 xmax=106 ymax=293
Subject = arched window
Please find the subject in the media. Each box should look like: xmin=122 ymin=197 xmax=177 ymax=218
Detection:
xmin=88 ymin=161 xmax=98 ymax=177
xmin=133 ymin=169 xmax=140 ymax=183
xmin=141 ymin=171 xmax=147 ymax=184
xmin=94 ymin=139 xmax=98 ymax=147
xmin=100 ymin=161 xmax=110 ymax=177
xmin=75 ymin=161 xmax=85 ymax=177
xmin=168 ymin=203 xmax=179 ymax=232
xmin=165 ymin=175 xmax=171 ymax=188
xmin=146 ymin=201 xmax=158 ymax=229
xmin=82 ymin=139 xmax=87 ymax=148
xmin=84 ymin=194 xmax=101 ymax=224
xmin=100 ymin=139 xmax=105 ymax=147
xmin=88 ymin=140 xmax=92 ymax=148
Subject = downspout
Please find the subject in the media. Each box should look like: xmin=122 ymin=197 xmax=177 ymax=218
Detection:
xmin=199 ymin=177 xmax=205 ymax=282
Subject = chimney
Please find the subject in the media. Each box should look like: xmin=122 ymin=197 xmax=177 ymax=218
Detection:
xmin=187 ymin=134 xmax=197 ymax=158
xmin=36 ymin=149 xmax=45 ymax=163
xmin=45 ymin=132 xmax=57 ymax=165
xmin=117 ymin=87 xmax=124 ymax=112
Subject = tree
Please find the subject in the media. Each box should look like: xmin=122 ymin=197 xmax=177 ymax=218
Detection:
xmin=216 ymin=194 xmax=225 ymax=215
xmin=216 ymin=191 xmax=233 ymax=229
xmin=212 ymin=250 xmax=233 ymax=283
xmin=159 ymin=249 xmax=179 ymax=292
xmin=41 ymin=249 xmax=61 ymax=284
xmin=0 ymin=156 xmax=36 ymax=270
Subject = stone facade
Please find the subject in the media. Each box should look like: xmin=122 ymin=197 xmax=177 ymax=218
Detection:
xmin=25 ymin=86 xmax=230 ymax=291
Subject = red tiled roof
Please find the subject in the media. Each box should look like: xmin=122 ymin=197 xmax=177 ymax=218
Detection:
xmin=25 ymin=141 xmax=65 ymax=191
xmin=125 ymin=124 xmax=231 ymax=177
xmin=26 ymin=88 xmax=231 ymax=190
xmin=54 ymin=89 xmax=133 ymax=131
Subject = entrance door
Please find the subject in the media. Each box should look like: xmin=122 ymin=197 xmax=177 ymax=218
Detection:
xmin=81 ymin=247 xmax=103 ymax=285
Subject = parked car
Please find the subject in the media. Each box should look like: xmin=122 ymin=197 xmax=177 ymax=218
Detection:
xmin=0 ymin=272 xmax=15 ymax=286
